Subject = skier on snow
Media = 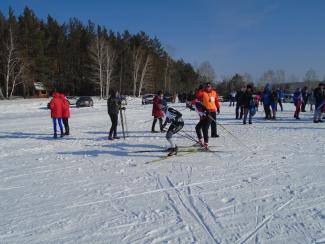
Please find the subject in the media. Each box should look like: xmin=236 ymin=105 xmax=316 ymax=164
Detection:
xmin=189 ymin=85 xmax=211 ymax=150
xmin=164 ymin=106 xmax=184 ymax=156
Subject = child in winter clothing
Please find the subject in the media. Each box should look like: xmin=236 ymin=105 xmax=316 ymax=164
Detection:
xmin=293 ymin=88 xmax=303 ymax=119
xmin=61 ymin=94 xmax=70 ymax=135
xmin=49 ymin=92 xmax=64 ymax=138
xmin=164 ymin=107 xmax=184 ymax=156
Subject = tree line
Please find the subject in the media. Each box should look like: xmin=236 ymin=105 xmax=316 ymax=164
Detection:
xmin=0 ymin=7 xmax=199 ymax=99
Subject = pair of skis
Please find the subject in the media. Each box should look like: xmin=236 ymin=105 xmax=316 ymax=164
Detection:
xmin=132 ymin=145 xmax=221 ymax=164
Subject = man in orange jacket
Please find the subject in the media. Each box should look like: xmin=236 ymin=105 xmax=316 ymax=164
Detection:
xmin=202 ymin=82 xmax=220 ymax=138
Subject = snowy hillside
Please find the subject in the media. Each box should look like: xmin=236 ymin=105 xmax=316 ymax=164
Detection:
xmin=0 ymin=98 xmax=324 ymax=243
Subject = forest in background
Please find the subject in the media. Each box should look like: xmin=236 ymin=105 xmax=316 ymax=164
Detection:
xmin=0 ymin=7 xmax=199 ymax=99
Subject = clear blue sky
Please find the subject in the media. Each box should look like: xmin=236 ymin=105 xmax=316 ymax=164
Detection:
xmin=1 ymin=0 xmax=325 ymax=81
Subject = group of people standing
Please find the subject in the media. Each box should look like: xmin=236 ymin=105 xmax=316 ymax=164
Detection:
xmin=49 ymin=92 xmax=70 ymax=138
xmin=233 ymin=86 xmax=259 ymax=124
xmin=49 ymin=82 xmax=324 ymax=155
xmin=233 ymin=83 xmax=325 ymax=122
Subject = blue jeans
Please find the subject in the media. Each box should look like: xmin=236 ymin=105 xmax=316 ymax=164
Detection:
xmin=52 ymin=118 xmax=63 ymax=135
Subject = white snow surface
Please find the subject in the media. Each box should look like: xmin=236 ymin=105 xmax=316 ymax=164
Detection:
xmin=0 ymin=98 xmax=324 ymax=244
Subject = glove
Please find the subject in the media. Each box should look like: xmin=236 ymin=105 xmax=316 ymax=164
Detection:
xmin=121 ymin=107 xmax=126 ymax=110
xmin=217 ymin=107 xmax=220 ymax=114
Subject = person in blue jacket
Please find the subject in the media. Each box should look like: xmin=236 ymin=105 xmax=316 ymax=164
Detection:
xmin=276 ymin=88 xmax=284 ymax=112
xmin=262 ymin=84 xmax=272 ymax=120
xmin=293 ymin=88 xmax=303 ymax=119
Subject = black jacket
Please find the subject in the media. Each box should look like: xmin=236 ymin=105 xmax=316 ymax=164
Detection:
xmin=242 ymin=91 xmax=253 ymax=108
xmin=107 ymin=97 xmax=121 ymax=114
xmin=235 ymin=91 xmax=244 ymax=105
xmin=314 ymin=87 xmax=325 ymax=106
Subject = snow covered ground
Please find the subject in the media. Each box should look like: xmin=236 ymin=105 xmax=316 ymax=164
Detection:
xmin=0 ymin=98 xmax=324 ymax=243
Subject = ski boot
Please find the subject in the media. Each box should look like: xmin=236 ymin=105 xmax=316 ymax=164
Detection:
xmin=168 ymin=146 xmax=178 ymax=156
xmin=203 ymin=143 xmax=209 ymax=151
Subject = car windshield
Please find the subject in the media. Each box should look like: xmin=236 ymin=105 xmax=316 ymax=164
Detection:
xmin=79 ymin=97 xmax=90 ymax=101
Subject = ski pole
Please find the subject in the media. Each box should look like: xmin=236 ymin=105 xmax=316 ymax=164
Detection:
xmin=316 ymin=100 xmax=325 ymax=111
xmin=180 ymin=130 xmax=199 ymax=143
xmin=178 ymin=131 xmax=199 ymax=144
xmin=123 ymin=109 xmax=129 ymax=137
xmin=207 ymin=114 xmax=255 ymax=154
xmin=119 ymin=108 xmax=126 ymax=140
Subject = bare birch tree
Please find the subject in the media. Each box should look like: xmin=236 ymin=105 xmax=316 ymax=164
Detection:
xmin=90 ymin=34 xmax=106 ymax=99
xmin=164 ymin=55 xmax=170 ymax=91
xmin=138 ymin=54 xmax=151 ymax=97
xmin=132 ymin=46 xmax=143 ymax=96
xmin=0 ymin=88 xmax=4 ymax=99
xmin=3 ymin=27 xmax=25 ymax=99
xmin=104 ymin=43 xmax=116 ymax=98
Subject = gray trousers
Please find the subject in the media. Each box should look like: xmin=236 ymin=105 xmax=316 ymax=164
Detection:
xmin=314 ymin=109 xmax=322 ymax=121
xmin=243 ymin=108 xmax=252 ymax=123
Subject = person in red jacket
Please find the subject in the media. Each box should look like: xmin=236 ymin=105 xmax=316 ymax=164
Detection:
xmin=151 ymin=91 xmax=165 ymax=133
xmin=49 ymin=92 xmax=64 ymax=138
xmin=61 ymin=93 xmax=70 ymax=135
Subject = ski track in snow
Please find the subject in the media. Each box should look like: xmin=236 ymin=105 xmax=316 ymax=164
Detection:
xmin=0 ymin=98 xmax=325 ymax=243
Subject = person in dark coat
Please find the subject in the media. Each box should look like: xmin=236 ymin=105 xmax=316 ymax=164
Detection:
xmin=151 ymin=91 xmax=164 ymax=133
xmin=49 ymin=92 xmax=64 ymax=138
xmin=313 ymin=83 xmax=325 ymax=123
xmin=276 ymin=88 xmax=284 ymax=112
xmin=235 ymin=87 xmax=245 ymax=119
xmin=262 ymin=84 xmax=272 ymax=120
xmin=242 ymin=85 xmax=254 ymax=124
xmin=293 ymin=88 xmax=303 ymax=119
xmin=270 ymin=89 xmax=278 ymax=119
xmin=301 ymin=86 xmax=309 ymax=112
xmin=61 ymin=94 xmax=70 ymax=135
xmin=107 ymin=89 xmax=122 ymax=140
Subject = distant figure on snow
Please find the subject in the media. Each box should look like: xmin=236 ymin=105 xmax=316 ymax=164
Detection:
xmin=49 ymin=92 xmax=64 ymax=138
xmin=293 ymin=88 xmax=303 ymax=120
xmin=313 ymin=83 xmax=325 ymax=123
xmin=242 ymin=85 xmax=255 ymax=125
xmin=107 ymin=89 xmax=124 ymax=140
xmin=151 ymin=91 xmax=165 ymax=133
xmin=61 ymin=94 xmax=70 ymax=135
